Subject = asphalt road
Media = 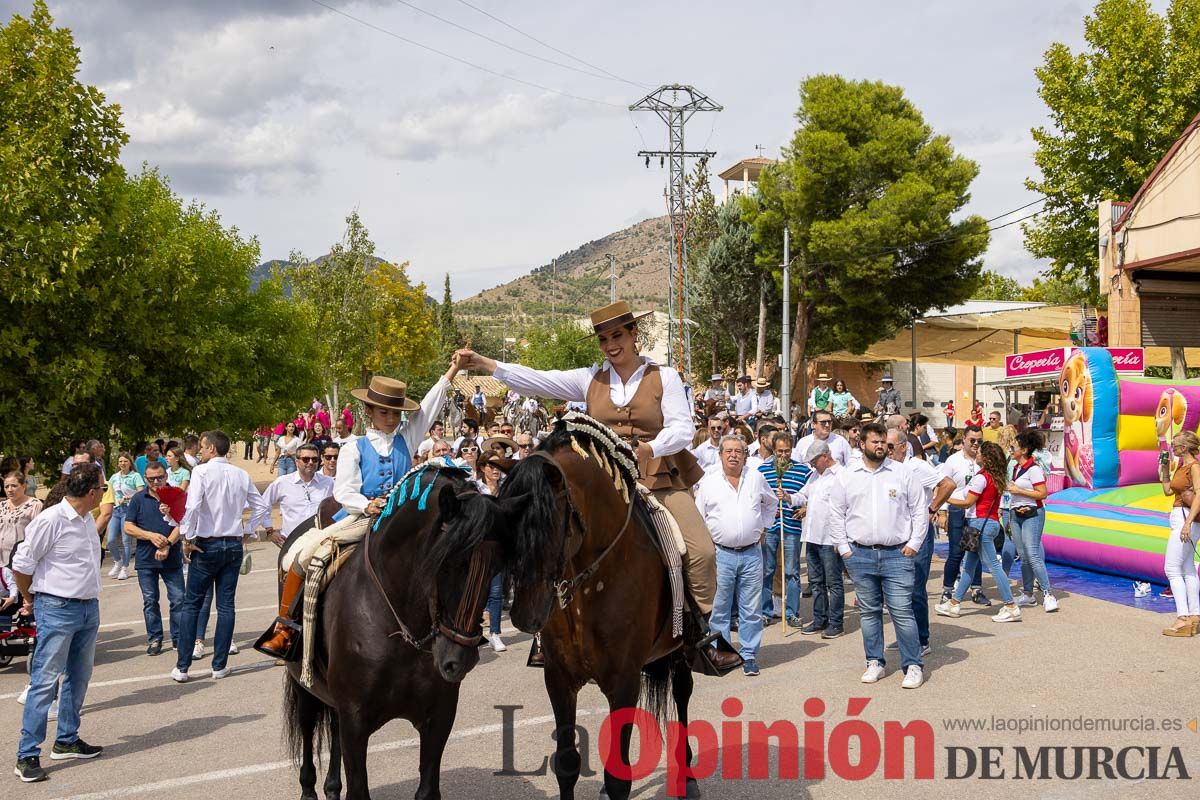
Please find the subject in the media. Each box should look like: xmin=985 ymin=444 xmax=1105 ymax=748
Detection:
xmin=1 ymin=535 xmax=1198 ymax=799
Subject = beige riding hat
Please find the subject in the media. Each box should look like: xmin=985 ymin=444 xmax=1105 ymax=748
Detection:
xmin=350 ymin=376 xmax=420 ymax=412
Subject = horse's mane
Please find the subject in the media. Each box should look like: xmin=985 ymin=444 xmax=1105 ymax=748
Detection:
xmin=537 ymin=411 xmax=640 ymax=503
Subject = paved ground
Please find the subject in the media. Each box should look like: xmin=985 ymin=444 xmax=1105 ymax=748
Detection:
xmin=2 ymin=450 xmax=1198 ymax=798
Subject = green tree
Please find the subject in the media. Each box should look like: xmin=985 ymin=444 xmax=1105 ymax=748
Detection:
xmin=1024 ymin=0 xmax=1200 ymax=302
xmin=742 ymin=75 xmax=989 ymax=402
xmin=287 ymin=210 xmax=379 ymax=407
xmin=972 ymin=269 xmax=1025 ymax=301
xmin=437 ymin=273 xmax=459 ymax=353
xmin=515 ymin=319 xmax=600 ymax=371
xmin=0 ymin=0 xmax=127 ymax=308
xmin=365 ymin=260 xmax=438 ymax=381
xmin=695 ymin=201 xmax=761 ymax=372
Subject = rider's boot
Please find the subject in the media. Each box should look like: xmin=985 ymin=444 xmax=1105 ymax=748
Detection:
xmin=255 ymin=569 xmax=305 ymax=659
xmin=682 ymin=602 xmax=742 ymax=675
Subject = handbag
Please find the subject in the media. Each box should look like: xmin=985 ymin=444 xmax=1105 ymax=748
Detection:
xmin=1013 ymin=504 xmax=1038 ymax=519
xmin=960 ymin=519 xmax=982 ymax=553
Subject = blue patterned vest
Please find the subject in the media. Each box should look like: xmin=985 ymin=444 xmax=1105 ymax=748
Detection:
xmin=357 ymin=433 xmax=411 ymax=499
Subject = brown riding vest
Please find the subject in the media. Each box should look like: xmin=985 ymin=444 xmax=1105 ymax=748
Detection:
xmin=586 ymin=365 xmax=704 ymax=492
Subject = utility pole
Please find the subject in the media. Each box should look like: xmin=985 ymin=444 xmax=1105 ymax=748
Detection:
xmin=631 ymin=84 xmax=722 ymax=374
xmin=781 ymin=227 xmax=791 ymax=423
xmin=607 ymin=253 xmax=616 ymax=303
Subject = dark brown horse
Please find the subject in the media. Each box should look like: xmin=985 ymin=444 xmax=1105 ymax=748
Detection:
xmin=502 ymin=416 xmax=704 ymax=800
xmin=278 ymin=463 xmax=566 ymax=800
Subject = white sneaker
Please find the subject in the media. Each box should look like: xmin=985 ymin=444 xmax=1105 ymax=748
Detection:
xmin=211 ymin=667 xmax=231 ymax=679
xmin=992 ymin=604 xmax=1022 ymax=623
xmin=1043 ymin=594 xmax=1059 ymax=613
xmin=920 ymin=644 xmax=932 ymax=657
xmin=192 ymin=642 xmax=205 ymax=659
xmin=935 ymin=599 xmax=960 ymax=618
xmin=170 ymin=668 xmax=189 ymax=683
xmin=47 ymin=700 xmax=58 ymax=720
xmin=107 ymin=564 xmax=120 ymax=578
xmin=901 ymin=665 xmax=924 ymax=689
xmin=228 ymin=643 xmax=239 ymax=655
xmin=489 ymin=634 xmax=507 ymax=653
xmin=16 ymin=684 xmax=28 ymax=705
xmin=860 ymin=660 xmax=886 ymax=683
xmin=117 ymin=567 xmax=128 ymax=581
xmin=1014 ymin=592 xmax=1036 ymax=607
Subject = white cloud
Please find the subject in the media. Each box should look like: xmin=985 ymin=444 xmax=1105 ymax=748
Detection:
xmin=367 ymin=91 xmax=572 ymax=161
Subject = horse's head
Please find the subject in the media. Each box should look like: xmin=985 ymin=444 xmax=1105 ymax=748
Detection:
xmin=496 ymin=449 xmax=580 ymax=633
xmin=422 ymin=484 xmax=506 ymax=683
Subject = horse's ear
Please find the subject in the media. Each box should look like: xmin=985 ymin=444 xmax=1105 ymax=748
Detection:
xmin=438 ymin=486 xmax=462 ymax=519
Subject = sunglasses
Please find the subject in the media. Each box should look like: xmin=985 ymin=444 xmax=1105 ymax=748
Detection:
xmin=297 ymin=457 xmax=319 ymax=464
xmin=146 ymin=475 xmax=167 ymax=482
xmin=322 ymin=454 xmax=338 ymax=460
xmin=461 ymin=447 xmax=479 ymax=454
xmin=518 ymin=444 xmax=532 ymax=449
xmin=816 ymin=419 xmax=832 ymax=426
xmin=965 ymin=438 xmax=982 ymax=444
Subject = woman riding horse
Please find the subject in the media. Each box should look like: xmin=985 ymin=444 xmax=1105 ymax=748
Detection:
xmin=455 ymin=299 xmax=739 ymax=673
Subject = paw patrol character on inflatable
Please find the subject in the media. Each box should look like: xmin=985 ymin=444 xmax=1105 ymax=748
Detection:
xmin=1156 ymin=388 xmax=1188 ymax=471
xmin=1060 ymin=350 xmax=1094 ymax=487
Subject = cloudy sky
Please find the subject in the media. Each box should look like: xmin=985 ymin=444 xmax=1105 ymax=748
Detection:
xmin=6 ymin=0 xmax=1123 ymax=297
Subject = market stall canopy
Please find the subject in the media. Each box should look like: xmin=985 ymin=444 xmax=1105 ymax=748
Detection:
xmin=821 ymin=301 xmax=1200 ymax=367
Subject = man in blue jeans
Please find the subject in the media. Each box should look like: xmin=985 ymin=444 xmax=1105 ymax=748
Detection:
xmin=171 ymin=430 xmax=267 ymax=683
xmin=785 ymin=441 xmax=846 ymax=638
xmin=828 ymin=423 xmax=929 ymax=690
xmin=939 ymin=425 xmax=986 ymax=603
xmin=124 ymin=461 xmax=185 ymax=656
xmin=695 ymin=436 xmax=778 ymax=677
xmin=756 ymin=431 xmax=811 ymax=624
xmin=13 ymin=464 xmax=106 ymax=782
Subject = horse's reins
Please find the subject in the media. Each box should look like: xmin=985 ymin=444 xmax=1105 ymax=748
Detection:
xmin=361 ymin=506 xmax=493 ymax=651
xmin=553 ymin=475 xmax=636 ymax=610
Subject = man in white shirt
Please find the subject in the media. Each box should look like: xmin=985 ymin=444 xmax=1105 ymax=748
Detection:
xmin=732 ymin=377 xmax=754 ymax=421
xmin=886 ymin=429 xmax=955 ymax=657
xmin=14 ymin=464 xmax=106 ymax=779
xmin=750 ymin=379 xmax=777 ymax=422
xmin=797 ymin=409 xmax=853 ymax=467
xmin=183 ymin=435 xmax=200 ymax=469
xmin=512 ymin=432 xmax=535 ymax=461
xmin=331 ymin=418 xmax=354 ymax=446
xmin=451 ymin=419 xmax=484 ymax=453
xmin=415 ymin=421 xmax=445 ymax=460
xmin=938 ymin=424 xmax=986 ymax=604
xmin=691 ymin=416 xmax=726 ymax=473
xmin=171 ymin=430 xmax=269 ymax=683
xmin=827 ymin=422 xmax=928 ymax=689
xmin=694 ymin=436 xmax=778 ymax=677
xmin=746 ymin=421 xmax=779 ymax=470
xmin=258 ymin=443 xmax=335 ymax=547
xmin=785 ymin=440 xmax=846 ymax=638
xmin=320 ymin=442 xmax=340 ymax=478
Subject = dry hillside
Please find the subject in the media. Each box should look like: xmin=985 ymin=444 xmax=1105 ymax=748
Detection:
xmin=457 ymin=216 xmax=674 ymax=327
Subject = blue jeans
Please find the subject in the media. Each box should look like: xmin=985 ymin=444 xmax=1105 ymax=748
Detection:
xmin=487 ymin=572 xmax=503 ymax=635
xmin=760 ymin=529 xmax=800 ymax=617
xmin=942 ymin=506 xmax=982 ymax=593
xmin=108 ymin=504 xmax=133 ymax=567
xmin=194 ymin=584 xmax=213 ymax=642
xmin=912 ymin=526 xmax=935 ymax=647
xmin=1009 ymin=507 xmax=1053 ymax=595
xmin=760 ymin=528 xmax=780 ymax=617
xmin=710 ymin=545 xmax=763 ymax=661
xmin=277 ymin=455 xmax=296 ymax=475
xmin=805 ymin=543 xmax=845 ymax=630
xmin=138 ymin=567 xmax=185 ymax=647
xmin=175 ymin=538 xmax=243 ymax=672
xmin=1000 ymin=510 xmax=1017 ymax=576
xmin=953 ymin=518 xmax=1014 ymax=604
xmin=18 ymin=595 xmax=99 ymax=759
xmin=844 ymin=545 xmax=921 ymax=670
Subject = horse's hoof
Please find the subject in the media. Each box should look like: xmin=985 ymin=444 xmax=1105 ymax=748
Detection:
xmin=686 ymin=778 xmax=701 ymax=799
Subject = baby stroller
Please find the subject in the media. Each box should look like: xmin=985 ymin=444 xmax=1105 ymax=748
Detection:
xmin=0 ymin=608 xmax=35 ymax=669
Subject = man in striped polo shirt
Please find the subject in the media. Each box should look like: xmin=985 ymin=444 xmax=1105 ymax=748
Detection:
xmin=757 ymin=430 xmax=812 ymax=625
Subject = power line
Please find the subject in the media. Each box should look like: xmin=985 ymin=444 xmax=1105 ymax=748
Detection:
xmin=392 ymin=0 xmax=632 ymax=86
xmin=451 ymin=0 xmax=650 ymax=90
xmin=307 ymin=0 xmax=625 ymax=109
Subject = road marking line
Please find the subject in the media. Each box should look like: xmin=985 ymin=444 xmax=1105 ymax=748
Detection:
xmin=96 ymin=604 xmax=276 ymax=630
xmin=100 ymin=566 xmax=278 ymax=590
xmin=53 ymin=708 xmax=603 ymax=799
xmin=0 ymin=658 xmax=277 ymax=699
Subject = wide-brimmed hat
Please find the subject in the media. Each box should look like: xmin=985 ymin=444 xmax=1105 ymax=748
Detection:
xmin=481 ymin=435 xmax=518 ymax=455
xmin=881 ymin=374 xmax=895 ymax=383
xmin=817 ymin=373 xmax=831 ymax=382
xmin=577 ymin=300 xmax=653 ymax=340
xmin=753 ymin=378 xmax=771 ymax=389
xmin=477 ymin=450 xmax=514 ymax=473
xmin=350 ymin=376 xmax=420 ymax=412
xmin=710 ymin=373 xmax=724 ymax=382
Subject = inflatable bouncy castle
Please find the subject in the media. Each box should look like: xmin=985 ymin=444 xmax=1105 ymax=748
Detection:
xmin=1045 ymin=347 xmax=1200 ymax=582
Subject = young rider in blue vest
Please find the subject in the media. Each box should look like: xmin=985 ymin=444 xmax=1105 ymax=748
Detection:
xmin=259 ymin=363 xmax=460 ymax=657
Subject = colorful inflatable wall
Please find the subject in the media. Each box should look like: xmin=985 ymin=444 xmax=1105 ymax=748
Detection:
xmin=1045 ymin=347 xmax=1200 ymax=582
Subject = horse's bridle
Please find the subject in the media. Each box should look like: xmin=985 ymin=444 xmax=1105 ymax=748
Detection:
xmin=361 ymin=509 xmax=496 ymax=652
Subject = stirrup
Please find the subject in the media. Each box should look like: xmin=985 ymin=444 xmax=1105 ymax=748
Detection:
xmin=526 ymin=633 xmax=545 ymax=669
xmin=688 ymin=629 xmax=742 ymax=676
xmin=253 ymin=617 xmax=302 ymax=662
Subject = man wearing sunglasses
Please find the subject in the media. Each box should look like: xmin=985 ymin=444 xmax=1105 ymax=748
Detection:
xmin=320 ymin=443 xmax=340 ymax=478
xmin=938 ymin=424 xmax=987 ymax=605
xmin=513 ymin=432 xmax=535 ymax=461
xmin=797 ymin=410 xmax=851 ymax=467
xmin=257 ymin=444 xmax=334 ymax=548
xmin=13 ymin=463 xmax=106 ymax=780
xmin=124 ymin=462 xmax=185 ymax=657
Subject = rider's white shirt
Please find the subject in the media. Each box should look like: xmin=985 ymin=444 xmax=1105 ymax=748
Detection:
xmin=333 ymin=377 xmax=450 ymax=515
xmin=493 ymin=357 xmax=693 ymax=459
